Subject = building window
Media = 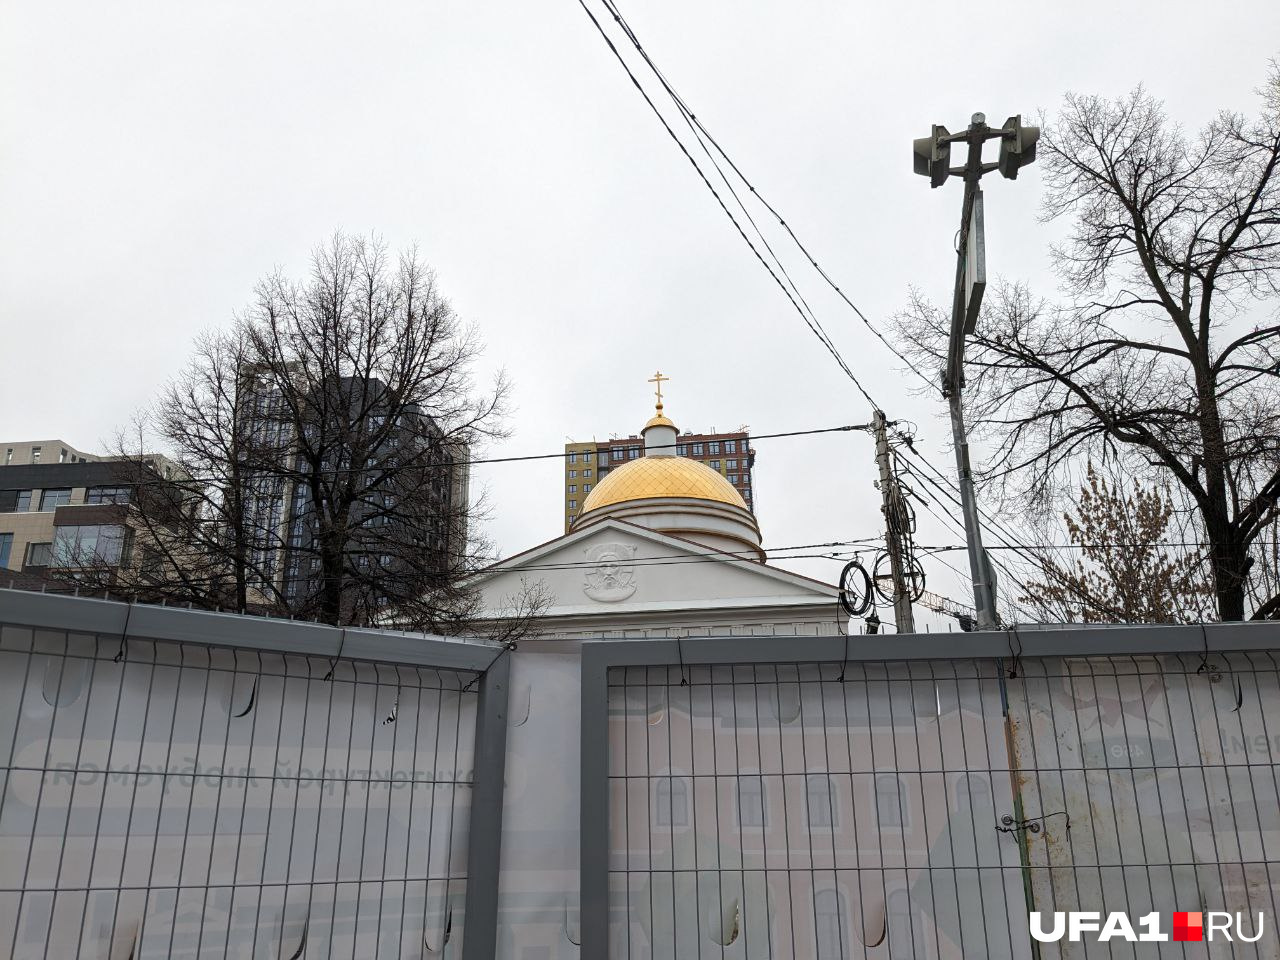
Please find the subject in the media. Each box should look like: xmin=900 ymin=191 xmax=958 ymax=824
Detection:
xmin=727 ymin=473 xmax=738 ymax=485
xmin=25 ymin=542 xmax=52 ymax=567
xmin=727 ymin=459 xmax=738 ymax=470
xmin=710 ymin=460 xmax=720 ymax=471
xmin=743 ymin=487 xmax=751 ymax=500
xmin=569 ymin=469 xmax=577 ymax=479
xmin=59 ymin=448 xmax=68 ymax=463
xmin=87 ymin=486 xmax=131 ymax=505
xmin=725 ymin=440 xmax=737 ymax=453
xmin=612 ymin=449 xmax=623 ymax=461
xmin=568 ymin=485 xmax=577 ymax=494
xmin=0 ymin=489 xmax=30 ymax=512
xmin=583 ymin=483 xmax=591 ymax=492
xmin=40 ymin=489 xmax=72 ymax=511
xmin=568 ymin=451 xmax=577 ymax=464
xmin=568 ymin=500 xmax=577 ymax=509
xmin=692 ymin=443 xmax=704 ymax=456
xmin=709 ymin=441 xmax=721 ymax=454
xmin=31 ymin=446 xmax=42 ymax=463
xmin=876 ymin=774 xmax=907 ymax=828
xmin=954 ymin=773 xmax=991 ymax=813
xmin=655 ymin=777 xmax=689 ymax=827
xmin=3 ymin=448 xmax=11 ymax=465
xmin=738 ymin=776 xmax=766 ymax=827
xmin=676 ymin=444 xmax=687 ymax=456
xmin=0 ymin=533 xmax=12 ymax=568
xmin=582 ymin=468 xmax=591 ymax=478
xmin=815 ymin=890 xmax=848 ymax=957
xmin=807 ymin=775 xmax=836 ymax=827
xmin=628 ymin=446 xmax=639 ymax=459
xmin=53 ymin=525 xmax=132 ymax=567
xmin=583 ymin=450 xmax=593 ymax=462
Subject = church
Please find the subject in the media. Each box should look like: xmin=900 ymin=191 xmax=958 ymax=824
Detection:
xmin=471 ymin=381 xmax=841 ymax=639
xmin=466 ymin=379 xmax=844 ymax=953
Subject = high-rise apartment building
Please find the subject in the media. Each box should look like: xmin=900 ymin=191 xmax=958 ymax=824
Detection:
xmin=236 ymin=374 xmax=470 ymax=612
xmin=563 ymin=428 xmax=754 ymax=531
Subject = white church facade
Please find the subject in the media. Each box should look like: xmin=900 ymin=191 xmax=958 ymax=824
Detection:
xmin=471 ymin=391 xmax=841 ymax=640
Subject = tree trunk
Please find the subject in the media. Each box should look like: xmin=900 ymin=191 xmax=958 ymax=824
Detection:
xmin=319 ymin=540 xmax=343 ymax=625
xmin=1209 ymin=527 xmax=1250 ymax=621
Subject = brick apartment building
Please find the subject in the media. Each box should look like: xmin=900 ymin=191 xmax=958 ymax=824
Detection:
xmin=562 ymin=428 xmax=754 ymax=531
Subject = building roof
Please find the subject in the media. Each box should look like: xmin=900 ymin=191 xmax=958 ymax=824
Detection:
xmin=578 ymin=454 xmax=747 ymax=516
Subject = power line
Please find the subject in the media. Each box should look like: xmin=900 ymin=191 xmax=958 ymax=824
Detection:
xmin=592 ymin=0 xmax=942 ymax=397
xmin=918 ymin=541 xmax=1229 ymax=553
xmin=479 ymin=538 xmax=882 ymax=574
xmin=469 ymin=424 xmax=868 ymax=465
xmin=152 ymin=424 xmax=868 ymax=484
xmin=891 ymin=451 xmax=1041 ymax=621
xmin=901 ymin=472 xmax=1037 ymax=622
xmin=892 ymin=430 xmax=1047 ymax=554
xmin=573 ymin=0 xmax=1049 ymax=617
xmin=572 ymin=0 xmax=882 ymax=410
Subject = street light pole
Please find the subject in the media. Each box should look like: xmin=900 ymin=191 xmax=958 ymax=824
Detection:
xmin=914 ymin=111 xmax=1039 ymax=630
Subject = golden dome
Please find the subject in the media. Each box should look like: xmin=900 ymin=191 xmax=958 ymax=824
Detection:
xmin=578 ymin=455 xmax=747 ymax=516
xmin=644 ymin=413 xmax=676 ymax=430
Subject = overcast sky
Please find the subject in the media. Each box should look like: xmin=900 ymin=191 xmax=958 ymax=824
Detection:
xmin=4 ymin=1 xmax=1278 ymax=624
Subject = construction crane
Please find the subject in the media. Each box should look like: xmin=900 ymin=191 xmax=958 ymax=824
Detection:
xmin=917 ymin=589 xmax=977 ymax=632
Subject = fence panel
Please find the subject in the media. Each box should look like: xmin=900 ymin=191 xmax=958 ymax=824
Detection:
xmin=602 ymin=659 xmax=1030 ymax=959
xmin=1009 ymin=651 xmax=1280 ymax=960
xmin=0 ymin=591 xmax=507 ymax=960
xmin=581 ymin=630 xmax=1280 ymax=959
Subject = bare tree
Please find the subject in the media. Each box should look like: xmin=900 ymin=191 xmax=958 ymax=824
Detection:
xmin=103 ymin=328 xmax=269 ymax=611
xmin=896 ymin=64 xmax=1280 ymax=620
xmin=1021 ymin=462 xmax=1214 ymax=623
xmin=106 ymin=233 xmax=544 ymax=635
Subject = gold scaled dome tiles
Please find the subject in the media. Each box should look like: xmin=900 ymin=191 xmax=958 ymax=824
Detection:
xmin=578 ymin=455 xmax=748 ymax=515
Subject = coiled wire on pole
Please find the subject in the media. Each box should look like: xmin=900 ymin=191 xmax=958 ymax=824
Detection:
xmin=838 ymin=559 xmax=873 ymax=618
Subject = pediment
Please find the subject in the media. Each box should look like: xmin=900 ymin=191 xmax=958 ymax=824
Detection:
xmin=472 ymin=519 xmax=836 ymax=620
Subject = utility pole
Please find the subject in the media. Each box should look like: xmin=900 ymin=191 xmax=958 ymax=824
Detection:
xmin=913 ymin=112 xmax=1039 ymax=630
xmin=873 ymin=409 xmax=915 ymax=633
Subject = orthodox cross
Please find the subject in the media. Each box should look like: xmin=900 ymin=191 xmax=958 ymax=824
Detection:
xmin=648 ymin=370 xmax=669 ymax=409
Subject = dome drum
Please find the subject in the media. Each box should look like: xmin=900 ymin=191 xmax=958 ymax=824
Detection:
xmin=573 ymin=495 xmax=764 ymax=560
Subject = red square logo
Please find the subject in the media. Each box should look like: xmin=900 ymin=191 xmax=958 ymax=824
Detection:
xmin=1173 ymin=912 xmax=1203 ymax=941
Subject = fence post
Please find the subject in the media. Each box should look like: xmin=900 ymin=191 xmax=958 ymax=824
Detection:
xmin=579 ymin=647 xmax=611 ymax=956
xmin=462 ymin=649 xmax=512 ymax=958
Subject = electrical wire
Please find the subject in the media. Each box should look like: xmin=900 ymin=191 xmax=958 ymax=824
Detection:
xmin=572 ymin=0 xmax=1056 ymax=611
xmin=901 ymin=446 xmax=1064 ymax=574
xmin=469 ymin=423 xmax=869 ymax=465
xmin=477 ymin=538 xmax=881 ymax=574
xmin=572 ymin=0 xmax=1049 ymax=617
xmin=572 ymin=0 xmax=882 ymax=410
xmin=893 ymin=459 xmax=1041 ymax=622
xmin=591 ymin=0 xmax=943 ymax=397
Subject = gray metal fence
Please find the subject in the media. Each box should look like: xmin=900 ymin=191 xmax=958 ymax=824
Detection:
xmin=581 ymin=626 xmax=1280 ymax=958
xmin=0 ymin=590 xmax=510 ymax=960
